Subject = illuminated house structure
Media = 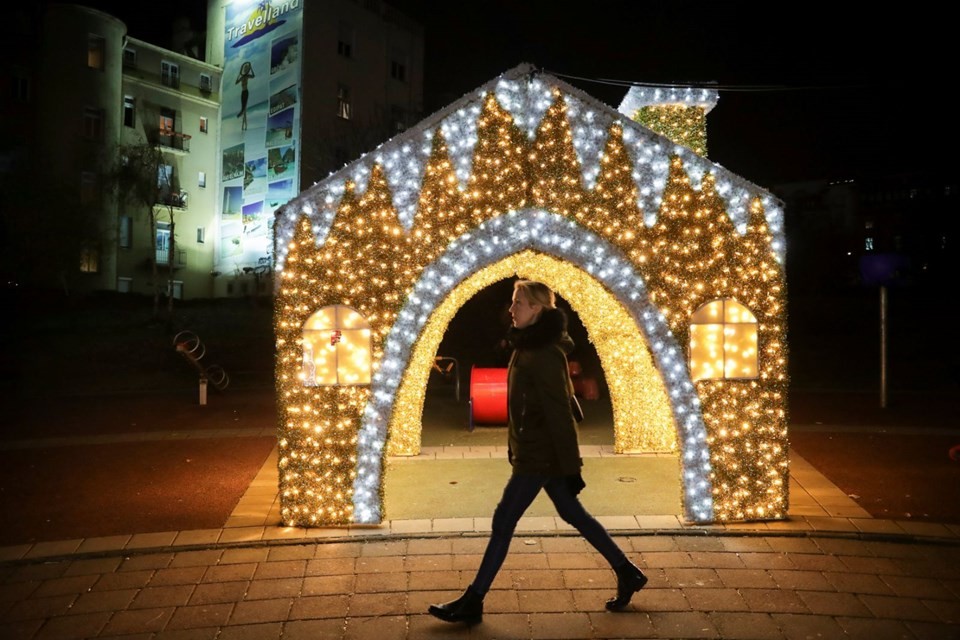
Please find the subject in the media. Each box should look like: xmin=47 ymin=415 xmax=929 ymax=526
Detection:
xmin=272 ymin=65 xmax=789 ymax=526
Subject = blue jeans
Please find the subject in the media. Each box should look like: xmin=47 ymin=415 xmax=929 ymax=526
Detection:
xmin=471 ymin=472 xmax=628 ymax=595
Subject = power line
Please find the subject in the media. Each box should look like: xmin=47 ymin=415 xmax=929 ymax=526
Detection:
xmin=544 ymin=70 xmax=864 ymax=93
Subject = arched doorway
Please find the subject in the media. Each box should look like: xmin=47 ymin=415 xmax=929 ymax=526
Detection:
xmin=382 ymin=261 xmax=682 ymax=522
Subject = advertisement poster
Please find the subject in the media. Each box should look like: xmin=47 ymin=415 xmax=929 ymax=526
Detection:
xmin=218 ymin=0 xmax=302 ymax=270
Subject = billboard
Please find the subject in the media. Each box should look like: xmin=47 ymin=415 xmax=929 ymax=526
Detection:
xmin=218 ymin=0 xmax=303 ymax=272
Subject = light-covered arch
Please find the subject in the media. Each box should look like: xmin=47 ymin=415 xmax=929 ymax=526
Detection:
xmin=387 ymin=250 xmax=675 ymax=455
xmin=351 ymin=209 xmax=715 ymax=524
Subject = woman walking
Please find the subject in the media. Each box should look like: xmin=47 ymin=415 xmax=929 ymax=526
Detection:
xmin=428 ymin=280 xmax=647 ymax=626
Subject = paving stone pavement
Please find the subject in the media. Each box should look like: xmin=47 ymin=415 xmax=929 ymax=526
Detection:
xmin=1 ymin=424 xmax=958 ymax=638
xmin=1 ymin=531 xmax=958 ymax=639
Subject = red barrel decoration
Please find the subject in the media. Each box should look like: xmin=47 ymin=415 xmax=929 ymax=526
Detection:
xmin=470 ymin=365 xmax=508 ymax=425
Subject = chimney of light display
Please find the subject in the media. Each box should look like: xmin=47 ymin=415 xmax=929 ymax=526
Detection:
xmin=617 ymin=85 xmax=719 ymax=157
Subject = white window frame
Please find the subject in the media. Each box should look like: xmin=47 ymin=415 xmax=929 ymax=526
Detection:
xmin=199 ymin=73 xmax=212 ymax=93
xmin=123 ymin=95 xmax=135 ymax=128
xmin=122 ymin=47 xmax=137 ymax=68
xmin=161 ymin=61 xmax=180 ymax=88
xmin=156 ymin=221 xmax=171 ymax=265
xmin=167 ymin=280 xmax=184 ymax=300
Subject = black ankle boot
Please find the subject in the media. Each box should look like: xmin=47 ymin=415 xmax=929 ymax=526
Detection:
xmin=606 ymin=561 xmax=648 ymax=611
xmin=428 ymin=586 xmax=484 ymax=625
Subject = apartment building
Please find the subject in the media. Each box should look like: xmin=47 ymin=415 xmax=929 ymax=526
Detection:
xmin=117 ymin=37 xmax=222 ymax=299
xmin=1 ymin=0 xmax=423 ymax=299
xmin=205 ymin=0 xmax=424 ymax=297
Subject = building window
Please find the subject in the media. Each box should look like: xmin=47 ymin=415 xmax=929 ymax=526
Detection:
xmin=161 ymin=61 xmax=180 ymax=88
xmin=865 ymin=237 xmax=874 ymax=251
xmin=199 ymin=116 xmax=208 ymax=133
xmin=390 ymin=105 xmax=405 ymax=133
xmin=117 ymin=277 xmax=132 ymax=293
xmin=302 ymin=305 xmax=372 ymax=386
xmin=88 ymin=35 xmax=105 ymax=70
xmin=123 ymin=96 xmax=135 ymax=128
xmin=390 ymin=55 xmax=407 ymax=82
xmin=159 ymin=108 xmax=175 ymax=135
xmin=337 ymin=23 xmax=354 ymax=58
xmin=167 ymin=281 xmax=184 ymax=300
xmin=156 ymin=222 xmax=171 ymax=265
xmin=158 ymin=164 xmax=173 ymax=189
xmin=83 ymin=107 xmax=104 ymax=140
xmin=122 ymin=47 xmax=137 ymax=68
xmin=80 ymin=171 xmax=97 ymax=204
xmin=12 ymin=71 xmax=30 ymax=102
xmin=199 ymin=73 xmax=212 ymax=93
xmin=80 ymin=245 xmax=99 ymax=273
xmin=689 ymin=298 xmax=758 ymax=382
xmin=337 ymin=84 xmax=351 ymax=119
xmin=119 ymin=216 xmax=132 ymax=249
xmin=196 ymin=227 xmax=205 ymax=243
xmin=198 ymin=171 xmax=206 ymax=188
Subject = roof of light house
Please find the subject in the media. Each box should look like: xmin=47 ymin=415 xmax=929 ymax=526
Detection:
xmin=274 ymin=63 xmax=784 ymax=271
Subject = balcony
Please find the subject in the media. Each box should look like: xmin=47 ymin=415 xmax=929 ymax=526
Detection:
xmin=157 ymin=189 xmax=188 ymax=210
xmin=156 ymin=129 xmax=190 ymax=153
xmin=155 ymin=248 xmax=187 ymax=268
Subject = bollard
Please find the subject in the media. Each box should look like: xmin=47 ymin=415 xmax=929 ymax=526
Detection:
xmin=199 ymin=377 xmax=208 ymax=406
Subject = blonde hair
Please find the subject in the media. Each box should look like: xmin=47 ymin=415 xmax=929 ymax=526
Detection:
xmin=513 ymin=280 xmax=556 ymax=309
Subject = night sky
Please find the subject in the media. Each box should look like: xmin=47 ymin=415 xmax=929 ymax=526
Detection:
xmin=80 ymin=0 xmax=952 ymax=187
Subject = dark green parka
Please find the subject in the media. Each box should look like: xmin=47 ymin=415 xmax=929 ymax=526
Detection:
xmin=506 ymin=307 xmax=582 ymax=476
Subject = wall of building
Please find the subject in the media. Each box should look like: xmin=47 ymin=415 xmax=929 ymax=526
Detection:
xmin=5 ymin=0 xmax=422 ymax=299
xmin=208 ymin=0 xmax=424 ymax=298
xmin=773 ymin=171 xmax=956 ymax=293
xmin=117 ymin=38 xmax=222 ymax=300
xmin=299 ymin=0 xmax=424 ymax=185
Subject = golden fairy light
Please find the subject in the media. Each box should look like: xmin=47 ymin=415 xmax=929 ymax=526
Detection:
xmin=273 ymin=70 xmax=788 ymax=526
xmin=388 ymin=250 xmax=676 ymax=458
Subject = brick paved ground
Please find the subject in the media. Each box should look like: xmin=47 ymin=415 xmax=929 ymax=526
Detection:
xmin=1 ymin=533 xmax=958 ymax=639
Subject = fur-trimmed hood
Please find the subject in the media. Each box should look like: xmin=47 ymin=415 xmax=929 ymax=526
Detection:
xmin=506 ymin=307 xmax=571 ymax=351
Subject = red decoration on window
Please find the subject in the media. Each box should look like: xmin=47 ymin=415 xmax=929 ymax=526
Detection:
xmin=330 ymin=330 xmax=342 ymax=346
